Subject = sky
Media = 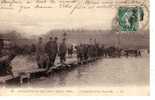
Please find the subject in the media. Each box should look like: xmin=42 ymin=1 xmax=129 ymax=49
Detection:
xmin=0 ymin=0 xmax=149 ymax=36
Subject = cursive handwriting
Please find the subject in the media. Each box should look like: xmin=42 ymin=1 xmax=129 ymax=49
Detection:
xmin=0 ymin=0 xmax=146 ymax=13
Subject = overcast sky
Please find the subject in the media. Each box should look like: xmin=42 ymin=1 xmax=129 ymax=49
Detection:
xmin=0 ymin=0 xmax=148 ymax=36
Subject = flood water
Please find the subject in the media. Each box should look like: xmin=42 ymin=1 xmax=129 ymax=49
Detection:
xmin=11 ymin=54 xmax=149 ymax=88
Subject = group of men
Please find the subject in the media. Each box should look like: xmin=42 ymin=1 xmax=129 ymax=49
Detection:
xmin=75 ymin=39 xmax=104 ymax=63
xmin=36 ymin=37 xmax=106 ymax=69
xmin=0 ymin=36 xmax=104 ymax=76
xmin=36 ymin=37 xmax=67 ymax=70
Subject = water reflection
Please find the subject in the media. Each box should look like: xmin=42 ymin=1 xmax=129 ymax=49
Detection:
xmin=18 ymin=56 xmax=149 ymax=87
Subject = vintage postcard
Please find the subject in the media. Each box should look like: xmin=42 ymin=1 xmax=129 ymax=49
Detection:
xmin=0 ymin=0 xmax=149 ymax=96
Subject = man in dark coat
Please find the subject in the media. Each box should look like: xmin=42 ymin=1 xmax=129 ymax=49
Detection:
xmin=83 ymin=44 xmax=88 ymax=60
xmin=59 ymin=38 xmax=67 ymax=64
xmin=68 ymin=44 xmax=73 ymax=57
xmin=36 ymin=37 xmax=48 ymax=69
xmin=0 ymin=39 xmax=3 ymax=56
xmin=51 ymin=37 xmax=58 ymax=66
xmin=45 ymin=37 xmax=58 ymax=69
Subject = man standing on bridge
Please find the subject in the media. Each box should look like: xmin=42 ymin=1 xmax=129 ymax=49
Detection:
xmin=58 ymin=38 xmax=67 ymax=64
xmin=36 ymin=37 xmax=48 ymax=69
xmin=45 ymin=37 xmax=58 ymax=69
xmin=51 ymin=37 xmax=58 ymax=67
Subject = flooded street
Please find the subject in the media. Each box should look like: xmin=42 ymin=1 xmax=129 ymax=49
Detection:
xmin=11 ymin=54 xmax=149 ymax=88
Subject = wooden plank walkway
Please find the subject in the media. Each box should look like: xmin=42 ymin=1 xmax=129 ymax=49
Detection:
xmin=0 ymin=57 xmax=100 ymax=86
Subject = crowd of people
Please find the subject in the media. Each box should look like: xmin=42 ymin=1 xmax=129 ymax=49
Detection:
xmin=0 ymin=36 xmax=69 ymax=76
xmin=1 ymin=34 xmax=130 ymax=77
xmin=75 ymin=39 xmax=105 ymax=63
xmin=35 ymin=37 xmax=67 ymax=70
xmin=0 ymin=36 xmax=106 ymax=76
xmin=35 ymin=37 xmax=105 ymax=70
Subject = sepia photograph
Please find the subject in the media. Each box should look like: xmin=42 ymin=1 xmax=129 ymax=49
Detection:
xmin=0 ymin=0 xmax=149 ymax=96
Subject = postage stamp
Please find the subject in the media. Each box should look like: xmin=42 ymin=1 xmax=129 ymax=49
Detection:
xmin=118 ymin=7 xmax=144 ymax=32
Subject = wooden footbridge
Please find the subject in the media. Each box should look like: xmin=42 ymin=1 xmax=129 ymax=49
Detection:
xmin=0 ymin=57 xmax=98 ymax=86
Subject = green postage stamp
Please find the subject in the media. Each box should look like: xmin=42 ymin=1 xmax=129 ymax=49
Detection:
xmin=118 ymin=7 xmax=144 ymax=32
